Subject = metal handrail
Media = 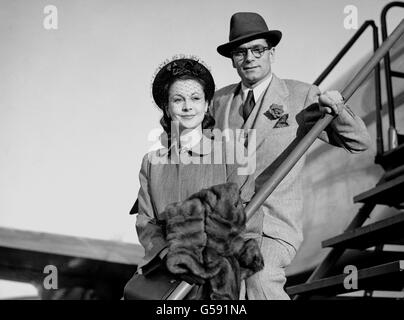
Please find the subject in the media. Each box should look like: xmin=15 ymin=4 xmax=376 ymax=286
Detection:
xmin=313 ymin=20 xmax=384 ymax=156
xmin=245 ymin=19 xmax=404 ymax=222
xmin=291 ymin=20 xmax=404 ymax=301
xmin=381 ymin=1 xmax=404 ymax=150
xmin=314 ymin=20 xmax=377 ymax=86
xmin=169 ymin=19 xmax=404 ymax=300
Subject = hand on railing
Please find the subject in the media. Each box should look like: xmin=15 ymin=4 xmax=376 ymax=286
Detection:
xmin=318 ymin=91 xmax=345 ymax=116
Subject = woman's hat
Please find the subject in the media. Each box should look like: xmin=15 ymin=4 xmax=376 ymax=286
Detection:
xmin=152 ymin=58 xmax=215 ymax=109
xmin=217 ymin=12 xmax=282 ymax=58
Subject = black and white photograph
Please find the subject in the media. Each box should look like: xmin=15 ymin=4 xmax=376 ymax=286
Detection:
xmin=0 ymin=0 xmax=403 ymax=306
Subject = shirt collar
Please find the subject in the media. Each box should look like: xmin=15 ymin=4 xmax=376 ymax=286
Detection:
xmin=179 ymin=127 xmax=203 ymax=150
xmin=241 ymin=73 xmax=273 ymax=103
xmin=186 ymin=132 xmax=213 ymax=156
xmin=158 ymin=131 xmax=213 ymax=157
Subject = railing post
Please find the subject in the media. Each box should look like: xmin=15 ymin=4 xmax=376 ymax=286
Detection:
xmin=381 ymin=2 xmax=404 ymax=150
xmin=313 ymin=20 xmax=373 ymax=87
xmin=373 ymin=24 xmax=383 ymax=157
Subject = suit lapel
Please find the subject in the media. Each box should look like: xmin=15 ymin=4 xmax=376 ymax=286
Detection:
xmin=217 ymin=83 xmax=245 ymax=140
xmin=215 ymin=76 xmax=289 ymax=147
xmin=250 ymin=74 xmax=289 ymax=145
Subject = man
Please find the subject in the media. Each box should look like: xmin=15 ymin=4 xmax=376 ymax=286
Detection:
xmin=212 ymin=12 xmax=371 ymax=299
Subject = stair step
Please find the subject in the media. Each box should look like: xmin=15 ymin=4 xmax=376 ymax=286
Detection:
xmin=380 ymin=164 xmax=404 ymax=182
xmin=322 ymin=214 xmax=404 ymax=249
xmin=311 ymin=290 xmax=404 ymax=300
xmin=285 ymin=249 xmax=404 ymax=287
xmin=286 ymin=260 xmax=404 ymax=296
xmin=328 ymin=249 xmax=404 ymax=275
xmin=353 ymin=174 xmax=404 ymax=206
xmin=376 ymin=142 xmax=404 ymax=170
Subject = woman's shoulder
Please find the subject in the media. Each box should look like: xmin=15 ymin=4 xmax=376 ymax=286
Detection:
xmin=142 ymin=148 xmax=169 ymax=164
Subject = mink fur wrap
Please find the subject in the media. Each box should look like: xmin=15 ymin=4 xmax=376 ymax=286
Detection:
xmin=163 ymin=182 xmax=264 ymax=299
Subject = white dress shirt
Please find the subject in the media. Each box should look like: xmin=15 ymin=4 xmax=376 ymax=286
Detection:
xmin=241 ymin=73 xmax=273 ymax=103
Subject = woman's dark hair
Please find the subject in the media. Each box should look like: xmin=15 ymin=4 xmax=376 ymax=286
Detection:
xmin=159 ymin=74 xmax=215 ymax=135
xmin=152 ymin=58 xmax=215 ymax=107
xmin=152 ymin=59 xmax=216 ymax=135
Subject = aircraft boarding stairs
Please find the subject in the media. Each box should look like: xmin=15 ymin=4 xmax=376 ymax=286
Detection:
xmin=286 ymin=2 xmax=404 ymax=300
xmin=286 ymin=143 xmax=404 ymax=300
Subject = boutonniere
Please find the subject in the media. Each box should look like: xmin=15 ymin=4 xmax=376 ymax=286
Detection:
xmin=264 ymin=103 xmax=289 ymax=128
xmin=264 ymin=103 xmax=285 ymax=120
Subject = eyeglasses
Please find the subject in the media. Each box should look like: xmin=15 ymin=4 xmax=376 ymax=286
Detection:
xmin=231 ymin=46 xmax=271 ymax=61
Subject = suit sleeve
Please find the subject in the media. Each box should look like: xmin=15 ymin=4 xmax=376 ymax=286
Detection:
xmin=135 ymin=154 xmax=167 ymax=265
xmin=301 ymin=85 xmax=371 ymax=153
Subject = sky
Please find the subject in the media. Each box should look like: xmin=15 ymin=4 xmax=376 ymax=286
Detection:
xmin=0 ymin=0 xmax=402 ymax=245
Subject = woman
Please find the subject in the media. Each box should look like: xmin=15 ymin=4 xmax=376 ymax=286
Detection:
xmin=135 ymin=58 xmax=259 ymax=271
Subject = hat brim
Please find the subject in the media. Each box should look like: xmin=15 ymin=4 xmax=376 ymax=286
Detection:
xmin=217 ymin=30 xmax=282 ymax=58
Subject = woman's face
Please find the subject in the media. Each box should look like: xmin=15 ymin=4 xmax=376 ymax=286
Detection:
xmin=167 ymin=79 xmax=208 ymax=132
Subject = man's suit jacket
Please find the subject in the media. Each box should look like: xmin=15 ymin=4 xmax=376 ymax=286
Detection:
xmin=211 ymin=74 xmax=370 ymax=250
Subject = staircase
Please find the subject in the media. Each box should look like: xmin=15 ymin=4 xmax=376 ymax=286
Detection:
xmin=286 ymin=2 xmax=404 ymax=300
xmin=287 ymin=146 xmax=404 ymax=299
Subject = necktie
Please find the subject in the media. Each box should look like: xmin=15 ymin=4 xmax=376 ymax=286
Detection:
xmin=242 ymin=89 xmax=255 ymax=121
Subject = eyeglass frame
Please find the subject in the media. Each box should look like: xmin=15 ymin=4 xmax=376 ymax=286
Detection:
xmin=231 ymin=46 xmax=272 ymax=61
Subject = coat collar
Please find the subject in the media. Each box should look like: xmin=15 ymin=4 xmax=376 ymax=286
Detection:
xmin=215 ymin=74 xmax=290 ymax=148
xmin=213 ymin=74 xmax=290 ymax=144
xmin=220 ymin=74 xmax=289 ymax=123
xmin=242 ymin=74 xmax=289 ymax=129
xmin=249 ymin=74 xmax=290 ymax=148
xmin=240 ymin=73 xmax=273 ymax=103
xmin=225 ymin=73 xmax=288 ymax=100
xmin=157 ymin=132 xmax=213 ymax=158
xmin=262 ymin=73 xmax=289 ymax=107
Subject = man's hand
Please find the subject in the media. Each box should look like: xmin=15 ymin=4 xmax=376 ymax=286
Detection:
xmin=318 ymin=90 xmax=344 ymax=115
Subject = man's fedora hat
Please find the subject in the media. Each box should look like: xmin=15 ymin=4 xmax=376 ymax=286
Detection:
xmin=217 ymin=12 xmax=282 ymax=58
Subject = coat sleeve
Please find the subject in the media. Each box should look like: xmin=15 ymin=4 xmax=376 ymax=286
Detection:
xmin=135 ymin=153 xmax=167 ymax=266
xmin=301 ymin=85 xmax=371 ymax=153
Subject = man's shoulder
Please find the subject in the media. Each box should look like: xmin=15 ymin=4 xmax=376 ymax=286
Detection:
xmin=214 ymin=83 xmax=239 ymax=100
xmin=142 ymin=147 xmax=169 ymax=164
xmin=281 ymin=78 xmax=316 ymax=94
xmin=274 ymin=76 xmax=320 ymax=111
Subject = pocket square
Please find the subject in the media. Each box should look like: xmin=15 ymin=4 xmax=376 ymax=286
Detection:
xmin=273 ymin=114 xmax=289 ymax=128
